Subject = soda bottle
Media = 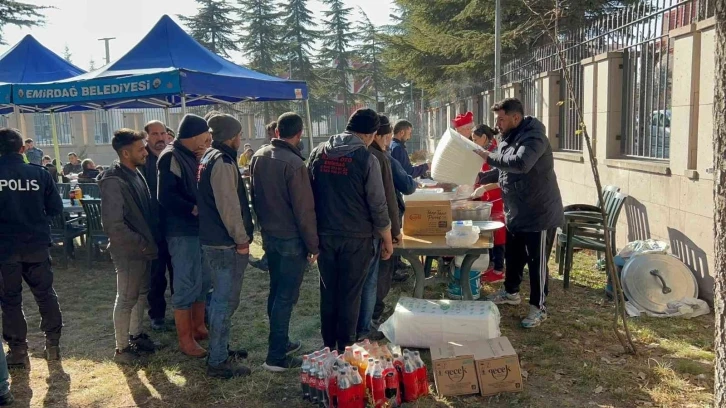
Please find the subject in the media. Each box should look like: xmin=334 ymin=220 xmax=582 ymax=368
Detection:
xmin=317 ymin=361 xmax=328 ymax=408
xmin=336 ymin=367 xmax=352 ymax=408
xmin=392 ymin=354 xmax=405 ymax=403
xmin=413 ymin=351 xmax=429 ymax=396
xmin=402 ymin=356 xmax=419 ymax=402
xmin=328 ymin=361 xmax=340 ymax=408
xmin=324 ymin=347 xmax=331 ymax=354
xmin=343 ymin=347 xmax=355 ymax=364
xmin=309 ymin=359 xmax=320 ymax=405
xmin=372 ymin=361 xmax=385 ymax=408
xmin=75 ymin=185 xmax=83 ymax=201
xmin=301 ymin=355 xmax=311 ymax=401
xmin=365 ymin=357 xmax=375 ymax=392
xmin=349 ymin=365 xmax=365 ymax=408
xmin=383 ymin=358 xmax=400 ymax=407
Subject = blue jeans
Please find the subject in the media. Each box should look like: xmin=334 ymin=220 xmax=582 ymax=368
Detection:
xmin=168 ymin=236 xmax=211 ymax=310
xmin=357 ymin=239 xmax=381 ymax=337
xmin=263 ymin=236 xmax=308 ymax=365
xmin=202 ymin=247 xmax=248 ymax=367
xmin=0 ymin=343 xmax=9 ymax=396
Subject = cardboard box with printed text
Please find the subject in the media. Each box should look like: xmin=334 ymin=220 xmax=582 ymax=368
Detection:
xmin=472 ymin=337 xmax=523 ymax=396
xmin=430 ymin=343 xmax=480 ymax=396
xmin=403 ymin=200 xmax=452 ymax=236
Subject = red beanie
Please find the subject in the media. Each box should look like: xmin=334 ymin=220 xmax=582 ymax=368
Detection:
xmin=453 ymin=111 xmax=474 ymax=128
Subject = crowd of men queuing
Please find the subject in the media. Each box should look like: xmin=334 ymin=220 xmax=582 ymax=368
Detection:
xmin=0 ymin=97 xmax=562 ymax=402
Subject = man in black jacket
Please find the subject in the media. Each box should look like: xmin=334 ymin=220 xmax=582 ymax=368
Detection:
xmin=477 ymin=98 xmax=564 ymax=329
xmin=158 ymin=114 xmax=210 ymax=358
xmin=141 ymin=120 xmax=174 ymax=332
xmin=251 ymin=112 xmax=317 ymax=372
xmin=98 ymin=129 xmax=160 ymax=365
xmin=0 ymin=128 xmax=64 ymax=373
xmin=308 ymin=108 xmax=394 ymax=352
xmin=197 ymin=114 xmax=254 ymax=379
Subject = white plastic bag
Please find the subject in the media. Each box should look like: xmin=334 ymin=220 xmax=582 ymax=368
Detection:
xmin=379 ymin=297 xmax=501 ymax=348
xmin=617 ymin=239 xmax=670 ymax=259
xmin=431 ymin=128 xmax=484 ymax=185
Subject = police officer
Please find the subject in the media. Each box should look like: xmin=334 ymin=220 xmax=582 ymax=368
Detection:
xmin=0 ymin=128 xmax=64 ymax=368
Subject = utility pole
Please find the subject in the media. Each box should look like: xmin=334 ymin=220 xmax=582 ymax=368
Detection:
xmin=494 ymin=0 xmax=502 ymax=101
xmin=98 ymin=37 xmax=116 ymax=65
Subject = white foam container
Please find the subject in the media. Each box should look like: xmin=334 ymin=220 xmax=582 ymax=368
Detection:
xmin=431 ymin=128 xmax=485 ymax=185
xmin=379 ymin=297 xmax=501 ymax=348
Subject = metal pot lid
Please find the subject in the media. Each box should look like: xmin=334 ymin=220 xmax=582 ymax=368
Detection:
xmin=621 ymin=254 xmax=698 ymax=314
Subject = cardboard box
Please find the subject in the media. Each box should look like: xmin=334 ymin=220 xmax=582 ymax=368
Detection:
xmin=403 ymin=200 xmax=452 ymax=236
xmin=472 ymin=337 xmax=523 ymax=396
xmin=430 ymin=343 xmax=480 ymax=396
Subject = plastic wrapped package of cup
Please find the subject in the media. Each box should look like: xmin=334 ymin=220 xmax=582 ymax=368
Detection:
xmin=431 ymin=128 xmax=484 ymax=185
xmin=445 ymin=222 xmax=481 ymax=247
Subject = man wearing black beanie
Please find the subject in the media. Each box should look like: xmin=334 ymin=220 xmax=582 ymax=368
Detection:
xmin=307 ymin=108 xmax=393 ymax=352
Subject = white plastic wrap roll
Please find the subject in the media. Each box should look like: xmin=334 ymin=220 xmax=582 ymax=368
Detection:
xmin=431 ymin=128 xmax=484 ymax=185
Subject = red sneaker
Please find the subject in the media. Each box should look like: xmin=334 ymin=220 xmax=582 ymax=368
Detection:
xmin=482 ymin=268 xmax=505 ymax=284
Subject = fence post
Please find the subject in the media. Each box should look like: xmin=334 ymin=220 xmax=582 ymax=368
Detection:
xmin=669 ymin=23 xmax=701 ymax=177
xmin=537 ymin=71 xmax=561 ymax=150
xmin=581 ymin=56 xmax=598 ymax=164
xmin=593 ymin=52 xmax=624 ymax=160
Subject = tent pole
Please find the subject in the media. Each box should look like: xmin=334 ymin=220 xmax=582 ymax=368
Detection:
xmin=164 ymin=107 xmax=170 ymax=126
xmin=304 ymin=99 xmax=313 ymax=154
xmin=181 ymin=95 xmax=187 ymax=115
xmin=49 ymin=111 xmax=62 ymax=182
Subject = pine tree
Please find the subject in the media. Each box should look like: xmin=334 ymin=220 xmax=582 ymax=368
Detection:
xmin=238 ymin=0 xmax=283 ymax=74
xmin=281 ymin=0 xmax=319 ymax=84
xmin=318 ymin=0 xmax=355 ymax=115
xmin=355 ymin=10 xmax=383 ymax=105
xmin=88 ymin=58 xmax=96 ymax=71
xmin=0 ymin=0 xmax=47 ymax=44
xmin=178 ymin=0 xmax=239 ymax=58
xmin=62 ymin=44 xmax=72 ymax=63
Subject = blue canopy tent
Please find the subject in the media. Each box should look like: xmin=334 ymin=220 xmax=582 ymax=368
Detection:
xmin=0 ymin=34 xmax=85 ymax=165
xmin=11 ymin=15 xmax=312 ymax=146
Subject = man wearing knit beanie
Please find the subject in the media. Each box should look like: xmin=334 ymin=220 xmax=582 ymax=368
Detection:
xmin=157 ymin=113 xmax=211 ymax=359
xmin=197 ymin=114 xmax=254 ymax=378
xmin=307 ymin=108 xmax=394 ymax=352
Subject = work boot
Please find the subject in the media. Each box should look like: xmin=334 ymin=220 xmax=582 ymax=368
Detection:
xmin=174 ymin=309 xmax=207 ymax=358
xmin=0 ymin=390 xmax=14 ymax=406
xmin=113 ymin=345 xmax=147 ymax=366
xmin=191 ymin=302 xmax=209 ymax=341
xmin=45 ymin=340 xmax=61 ymax=361
xmin=207 ymin=358 xmax=252 ymax=379
xmin=6 ymin=348 xmax=29 ymax=369
xmin=130 ymin=333 xmax=161 ymax=354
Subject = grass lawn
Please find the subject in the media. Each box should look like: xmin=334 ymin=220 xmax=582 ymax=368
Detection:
xmin=6 ymin=244 xmax=714 ymax=407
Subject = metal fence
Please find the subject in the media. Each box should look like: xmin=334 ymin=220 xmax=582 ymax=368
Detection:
xmin=424 ymin=0 xmax=714 ymax=159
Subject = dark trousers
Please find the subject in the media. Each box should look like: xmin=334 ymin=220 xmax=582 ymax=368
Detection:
xmin=264 ymin=236 xmax=307 ymax=365
xmin=491 ymin=245 xmax=505 ymax=270
xmin=148 ymin=239 xmax=174 ymax=321
xmin=504 ymin=228 xmax=557 ymax=310
xmin=318 ymin=236 xmax=374 ymax=351
xmin=0 ymin=249 xmax=63 ymax=350
xmin=373 ymin=258 xmax=394 ymax=321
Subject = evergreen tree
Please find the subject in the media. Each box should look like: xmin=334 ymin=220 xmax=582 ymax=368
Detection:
xmin=238 ymin=0 xmax=283 ymax=74
xmin=178 ymin=0 xmax=239 ymax=58
xmin=62 ymin=44 xmax=72 ymax=63
xmin=318 ymin=0 xmax=355 ymax=115
xmin=383 ymin=0 xmax=637 ymax=98
xmin=281 ymin=0 xmax=319 ymax=84
xmin=88 ymin=58 xmax=96 ymax=71
xmin=355 ymin=10 xmax=384 ymax=104
xmin=0 ymin=0 xmax=47 ymax=44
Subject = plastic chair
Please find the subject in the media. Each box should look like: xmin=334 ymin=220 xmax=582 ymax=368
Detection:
xmin=80 ymin=199 xmax=108 ymax=267
xmin=78 ymin=183 xmax=101 ymax=198
xmin=49 ymin=212 xmax=86 ymax=268
xmin=56 ymin=183 xmax=71 ymax=198
xmin=557 ymin=192 xmax=629 ymax=288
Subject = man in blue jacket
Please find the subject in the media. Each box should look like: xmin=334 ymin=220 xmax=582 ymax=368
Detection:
xmin=389 ymin=120 xmax=429 ymax=179
xmin=477 ymin=98 xmax=564 ymax=329
xmin=0 ymin=128 xmax=64 ymax=371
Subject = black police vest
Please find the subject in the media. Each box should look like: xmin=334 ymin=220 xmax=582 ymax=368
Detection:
xmin=308 ymin=145 xmax=374 ymax=238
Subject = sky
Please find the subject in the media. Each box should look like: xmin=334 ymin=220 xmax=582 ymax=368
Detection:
xmin=0 ymin=0 xmax=395 ymax=70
